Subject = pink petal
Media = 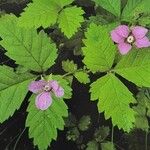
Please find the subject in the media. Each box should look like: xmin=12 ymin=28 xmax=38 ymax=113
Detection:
xmin=111 ymin=30 xmax=124 ymax=43
xmin=115 ymin=25 xmax=129 ymax=38
xmin=135 ymin=37 xmax=150 ymax=48
xmin=35 ymin=92 xmax=52 ymax=110
xmin=55 ymin=87 xmax=64 ymax=97
xmin=132 ymin=26 xmax=148 ymax=39
xmin=50 ymin=80 xmax=59 ymax=91
xmin=118 ymin=42 xmax=132 ymax=55
xmin=29 ymin=80 xmax=46 ymax=93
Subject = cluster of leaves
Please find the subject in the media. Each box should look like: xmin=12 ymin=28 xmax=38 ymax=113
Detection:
xmin=65 ymin=113 xmax=116 ymax=150
xmin=0 ymin=0 xmax=150 ymax=149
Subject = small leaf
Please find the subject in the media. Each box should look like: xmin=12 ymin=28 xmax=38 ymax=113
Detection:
xmin=114 ymin=49 xmax=150 ymax=87
xmin=0 ymin=65 xmax=35 ymax=123
xmin=66 ymin=127 xmax=80 ymax=141
xmin=0 ymin=15 xmax=58 ymax=72
xmin=62 ymin=59 xmax=78 ymax=73
xmin=58 ymin=6 xmax=84 ymax=38
xmin=74 ymin=71 xmax=90 ymax=84
xmin=90 ymin=73 xmax=136 ymax=132
xmin=26 ymin=95 xmax=68 ymax=150
xmin=93 ymin=0 xmax=121 ymax=17
xmin=94 ymin=126 xmax=110 ymax=142
xmin=78 ymin=115 xmax=91 ymax=131
xmin=83 ymin=23 xmax=116 ymax=73
xmin=101 ymin=142 xmax=116 ymax=150
xmin=86 ymin=140 xmax=99 ymax=150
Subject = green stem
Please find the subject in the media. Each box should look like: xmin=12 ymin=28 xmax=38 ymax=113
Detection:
xmin=111 ymin=126 xmax=114 ymax=150
xmin=13 ymin=128 xmax=26 ymax=150
xmin=145 ymin=131 xmax=148 ymax=150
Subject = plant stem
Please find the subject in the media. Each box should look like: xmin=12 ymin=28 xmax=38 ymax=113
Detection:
xmin=111 ymin=126 xmax=114 ymax=150
xmin=145 ymin=131 xmax=148 ymax=150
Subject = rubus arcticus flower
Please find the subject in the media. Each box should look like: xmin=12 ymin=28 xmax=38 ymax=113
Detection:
xmin=29 ymin=79 xmax=64 ymax=110
xmin=111 ymin=25 xmax=150 ymax=55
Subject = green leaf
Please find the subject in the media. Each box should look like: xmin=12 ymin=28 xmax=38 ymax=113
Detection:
xmin=0 ymin=15 xmax=58 ymax=72
xmin=78 ymin=115 xmax=91 ymax=131
xmin=138 ymin=14 xmax=150 ymax=26
xmin=133 ymin=88 xmax=150 ymax=131
xmin=18 ymin=0 xmax=73 ymax=28
xmin=58 ymin=6 xmax=84 ymax=38
xmin=94 ymin=126 xmax=110 ymax=142
xmin=66 ymin=127 xmax=80 ymax=141
xmin=121 ymin=0 xmax=149 ymax=22
xmin=62 ymin=59 xmax=78 ymax=73
xmin=74 ymin=71 xmax=90 ymax=84
xmin=114 ymin=49 xmax=150 ymax=87
xmin=26 ymin=95 xmax=68 ymax=150
xmin=86 ymin=140 xmax=99 ymax=150
xmin=0 ymin=65 xmax=35 ymax=123
xmin=82 ymin=23 xmax=116 ymax=73
xmin=101 ymin=142 xmax=116 ymax=150
xmin=93 ymin=0 xmax=121 ymax=17
xmin=90 ymin=73 xmax=136 ymax=132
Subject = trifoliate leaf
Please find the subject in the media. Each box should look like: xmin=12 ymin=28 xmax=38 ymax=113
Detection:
xmin=82 ymin=23 xmax=116 ymax=73
xmin=52 ymin=75 xmax=72 ymax=99
xmin=18 ymin=0 xmax=73 ymax=28
xmin=26 ymin=95 xmax=68 ymax=150
xmin=114 ymin=49 xmax=150 ymax=87
xmin=93 ymin=0 xmax=121 ymax=17
xmin=74 ymin=71 xmax=90 ymax=84
xmin=0 ymin=15 xmax=58 ymax=72
xmin=58 ymin=6 xmax=84 ymax=38
xmin=94 ymin=126 xmax=110 ymax=142
xmin=62 ymin=59 xmax=78 ymax=73
xmin=0 ymin=65 xmax=35 ymax=123
xmin=101 ymin=142 xmax=116 ymax=150
xmin=90 ymin=73 xmax=136 ymax=132
xmin=121 ymin=0 xmax=149 ymax=22
xmin=78 ymin=115 xmax=91 ymax=131
xmin=86 ymin=140 xmax=99 ymax=150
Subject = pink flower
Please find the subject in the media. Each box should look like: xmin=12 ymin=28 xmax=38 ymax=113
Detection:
xmin=29 ymin=80 xmax=64 ymax=110
xmin=111 ymin=25 xmax=150 ymax=55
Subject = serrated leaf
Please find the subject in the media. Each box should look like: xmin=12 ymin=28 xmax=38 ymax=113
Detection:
xmin=114 ymin=49 xmax=150 ymax=87
xmin=0 ymin=65 xmax=35 ymax=123
xmin=74 ymin=71 xmax=90 ymax=84
xmin=78 ymin=115 xmax=91 ymax=131
xmin=101 ymin=142 xmax=116 ymax=150
xmin=82 ymin=23 xmax=116 ymax=73
xmin=58 ymin=6 xmax=84 ymax=38
xmin=138 ymin=14 xmax=150 ymax=26
xmin=93 ymin=0 xmax=121 ymax=17
xmin=26 ymin=95 xmax=68 ymax=150
xmin=121 ymin=0 xmax=149 ymax=22
xmin=94 ymin=126 xmax=110 ymax=142
xmin=0 ymin=15 xmax=58 ymax=72
xmin=62 ymin=60 xmax=77 ymax=73
xmin=90 ymin=73 xmax=136 ymax=132
xmin=18 ymin=0 xmax=73 ymax=28
xmin=86 ymin=140 xmax=99 ymax=150
xmin=66 ymin=127 xmax=80 ymax=141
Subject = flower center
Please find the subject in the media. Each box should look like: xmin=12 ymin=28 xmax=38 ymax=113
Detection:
xmin=127 ymin=35 xmax=134 ymax=44
xmin=43 ymin=85 xmax=51 ymax=92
